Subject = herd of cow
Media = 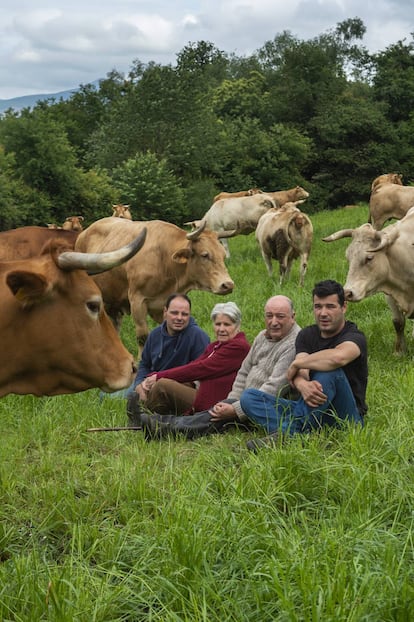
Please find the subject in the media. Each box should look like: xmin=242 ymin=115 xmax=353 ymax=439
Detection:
xmin=0 ymin=174 xmax=412 ymax=398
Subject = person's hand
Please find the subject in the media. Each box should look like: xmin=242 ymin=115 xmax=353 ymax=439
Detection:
xmin=300 ymin=380 xmax=327 ymax=408
xmin=141 ymin=374 xmax=157 ymax=391
xmin=135 ymin=383 xmax=148 ymax=401
xmin=209 ymin=402 xmax=236 ymax=420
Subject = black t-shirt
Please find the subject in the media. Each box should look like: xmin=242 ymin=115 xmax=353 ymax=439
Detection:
xmin=295 ymin=321 xmax=368 ymax=415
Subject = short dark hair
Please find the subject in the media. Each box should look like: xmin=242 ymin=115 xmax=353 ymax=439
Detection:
xmin=165 ymin=293 xmax=192 ymax=310
xmin=312 ymin=280 xmax=345 ymax=306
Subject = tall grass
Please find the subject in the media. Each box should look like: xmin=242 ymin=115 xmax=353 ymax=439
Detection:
xmin=1 ymin=205 xmax=414 ymax=621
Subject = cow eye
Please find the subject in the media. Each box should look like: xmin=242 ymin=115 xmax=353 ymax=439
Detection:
xmin=201 ymin=251 xmax=210 ymax=259
xmin=366 ymin=254 xmax=374 ymax=263
xmin=86 ymin=297 xmax=102 ymax=316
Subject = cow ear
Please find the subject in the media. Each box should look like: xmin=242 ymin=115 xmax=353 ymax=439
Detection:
xmin=172 ymin=248 xmax=191 ymax=264
xmin=6 ymin=271 xmax=49 ymax=306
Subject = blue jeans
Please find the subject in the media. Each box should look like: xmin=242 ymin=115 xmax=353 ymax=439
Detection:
xmin=240 ymin=370 xmax=364 ymax=435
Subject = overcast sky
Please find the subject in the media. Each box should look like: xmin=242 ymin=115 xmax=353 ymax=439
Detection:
xmin=1 ymin=0 xmax=412 ymax=100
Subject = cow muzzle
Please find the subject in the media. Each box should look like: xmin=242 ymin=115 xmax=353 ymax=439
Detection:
xmin=218 ymin=280 xmax=234 ymax=294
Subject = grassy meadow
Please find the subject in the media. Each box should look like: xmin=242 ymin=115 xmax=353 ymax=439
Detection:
xmin=1 ymin=204 xmax=414 ymax=621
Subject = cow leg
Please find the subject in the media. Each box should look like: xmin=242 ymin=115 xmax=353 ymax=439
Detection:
xmin=278 ymin=257 xmax=288 ymax=285
xmin=105 ymin=305 xmax=124 ymax=333
xmin=129 ymin=296 xmax=150 ymax=357
xmin=385 ymin=294 xmax=406 ymax=355
xmin=299 ymin=253 xmax=309 ymax=287
xmin=220 ymin=238 xmax=231 ymax=259
xmin=260 ymin=249 xmax=273 ymax=276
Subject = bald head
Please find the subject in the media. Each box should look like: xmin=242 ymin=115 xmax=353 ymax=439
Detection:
xmin=264 ymin=295 xmax=296 ymax=341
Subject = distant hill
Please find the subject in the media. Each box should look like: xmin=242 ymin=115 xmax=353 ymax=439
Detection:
xmin=0 ymin=82 xmax=102 ymax=114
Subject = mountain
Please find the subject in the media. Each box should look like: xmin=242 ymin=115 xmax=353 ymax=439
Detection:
xmin=0 ymin=82 xmax=103 ymax=114
xmin=0 ymin=88 xmax=78 ymax=114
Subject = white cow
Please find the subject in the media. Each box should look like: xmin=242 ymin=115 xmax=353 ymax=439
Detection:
xmin=185 ymin=194 xmax=276 ymax=257
xmin=256 ymin=203 xmax=313 ymax=285
xmin=323 ymin=206 xmax=414 ymax=354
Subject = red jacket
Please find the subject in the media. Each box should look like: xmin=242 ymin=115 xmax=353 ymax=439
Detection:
xmin=154 ymin=332 xmax=250 ymax=412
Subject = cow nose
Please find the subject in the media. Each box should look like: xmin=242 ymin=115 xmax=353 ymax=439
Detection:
xmin=220 ymin=280 xmax=234 ymax=293
xmin=132 ymin=360 xmax=137 ymax=374
xmin=344 ymin=289 xmax=353 ymax=300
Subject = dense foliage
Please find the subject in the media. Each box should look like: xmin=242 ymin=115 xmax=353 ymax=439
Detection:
xmin=1 ymin=18 xmax=414 ymax=228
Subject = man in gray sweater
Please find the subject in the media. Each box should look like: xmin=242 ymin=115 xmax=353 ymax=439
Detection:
xmin=141 ymin=295 xmax=300 ymax=439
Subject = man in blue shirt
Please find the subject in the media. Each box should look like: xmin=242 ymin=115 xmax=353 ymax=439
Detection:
xmin=127 ymin=293 xmax=209 ymax=427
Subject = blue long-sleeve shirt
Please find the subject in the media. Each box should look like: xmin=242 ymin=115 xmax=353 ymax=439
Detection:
xmin=132 ymin=316 xmax=210 ymax=389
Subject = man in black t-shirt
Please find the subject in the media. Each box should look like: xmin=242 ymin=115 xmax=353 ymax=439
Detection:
xmin=241 ymin=280 xmax=368 ymax=451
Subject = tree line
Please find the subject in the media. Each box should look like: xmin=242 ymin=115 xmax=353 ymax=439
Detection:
xmin=0 ymin=17 xmax=413 ymax=230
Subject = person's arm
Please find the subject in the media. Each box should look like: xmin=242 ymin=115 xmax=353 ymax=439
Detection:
xmin=287 ymin=341 xmax=361 ymax=382
xmin=288 ymin=341 xmax=361 ymax=408
xmin=155 ymin=339 xmax=249 ymax=384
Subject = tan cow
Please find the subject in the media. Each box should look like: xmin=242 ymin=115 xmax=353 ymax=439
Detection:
xmin=0 ymin=230 xmax=147 ymax=397
xmin=62 ymin=215 xmax=84 ymax=231
xmin=266 ymin=186 xmax=309 ymax=207
xmin=75 ymin=217 xmax=234 ymax=346
xmin=255 ymin=203 xmax=313 ymax=286
xmin=0 ymin=226 xmax=79 ymax=261
xmin=323 ymin=206 xmax=414 ymax=354
xmin=370 ymin=172 xmax=403 ymax=192
xmin=213 ymin=188 xmax=263 ymax=202
xmin=112 ymin=204 xmax=132 ymax=219
xmin=368 ymin=181 xmax=414 ymax=229
xmin=186 ymin=194 xmax=277 ymax=258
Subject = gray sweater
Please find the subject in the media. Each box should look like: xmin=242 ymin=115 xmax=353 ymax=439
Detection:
xmin=227 ymin=323 xmax=301 ymax=420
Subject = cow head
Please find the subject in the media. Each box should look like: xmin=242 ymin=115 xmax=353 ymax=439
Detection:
xmin=323 ymin=223 xmax=400 ymax=302
xmin=1 ymin=229 xmax=146 ymax=397
xmin=112 ymin=204 xmax=132 ymax=219
xmin=171 ymin=222 xmax=234 ymax=295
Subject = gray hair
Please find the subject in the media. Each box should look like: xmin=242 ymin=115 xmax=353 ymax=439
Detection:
xmin=210 ymin=301 xmax=242 ymax=326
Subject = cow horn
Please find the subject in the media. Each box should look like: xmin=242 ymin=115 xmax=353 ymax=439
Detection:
xmin=322 ymin=229 xmax=354 ymax=242
xmin=56 ymin=228 xmax=147 ymax=274
xmin=217 ymin=229 xmax=237 ymax=239
xmin=186 ymin=219 xmax=206 ymax=240
xmin=368 ymin=227 xmax=399 ymax=252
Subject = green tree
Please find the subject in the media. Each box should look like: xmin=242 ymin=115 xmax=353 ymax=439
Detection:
xmin=309 ymin=86 xmax=400 ymax=208
xmin=111 ymin=151 xmax=186 ymax=222
xmin=0 ymin=146 xmax=53 ymax=229
xmin=372 ymin=37 xmax=414 ymax=123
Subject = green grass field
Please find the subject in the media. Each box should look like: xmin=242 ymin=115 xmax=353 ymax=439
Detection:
xmin=1 ymin=205 xmax=414 ymax=621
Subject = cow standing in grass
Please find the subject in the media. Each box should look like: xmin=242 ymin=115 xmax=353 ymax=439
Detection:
xmin=75 ymin=217 xmax=234 ymax=347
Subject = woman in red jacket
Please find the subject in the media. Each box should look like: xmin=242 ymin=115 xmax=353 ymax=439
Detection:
xmin=141 ymin=302 xmax=250 ymax=415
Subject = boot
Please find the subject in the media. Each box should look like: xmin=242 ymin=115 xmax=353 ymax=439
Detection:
xmin=141 ymin=413 xmax=178 ymax=440
xmin=126 ymin=393 xmax=144 ymax=429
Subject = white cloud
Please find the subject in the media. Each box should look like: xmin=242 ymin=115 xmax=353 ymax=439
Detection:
xmin=0 ymin=0 xmax=413 ymax=99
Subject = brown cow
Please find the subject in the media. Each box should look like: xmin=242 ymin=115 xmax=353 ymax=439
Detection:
xmin=266 ymin=186 xmax=309 ymax=207
xmin=62 ymin=215 xmax=84 ymax=231
xmin=213 ymin=188 xmax=263 ymax=202
xmin=0 ymin=226 xmax=79 ymax=261
xmin=75 ymin=217 xmax=234 ymax=345
xmin=0 ymin=229 xmax=147 ymax=397
xmin=112 ymin=204 xmax=132 ymax=219
xmin=255 ymin=203 xmax=313 ymax=286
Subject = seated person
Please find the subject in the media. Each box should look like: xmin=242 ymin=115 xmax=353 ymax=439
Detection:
xmin=140 ymin=302 xmax=250 ymax=417
xmin=241 ymin=280 xmax=368 ymax=452
xmin=140 ymin=295 xmax=300 ymax=439
xmin=126 ymin=293 xmax=210 ymax=426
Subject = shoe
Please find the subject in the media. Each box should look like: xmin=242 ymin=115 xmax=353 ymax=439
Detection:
xmin=126 ymin=393 xmax=143 ymax=429
xmin=246 ymin=431 xmax=283 ymax=453
xmin=141 ymin=413 xmax=177 ymax=440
